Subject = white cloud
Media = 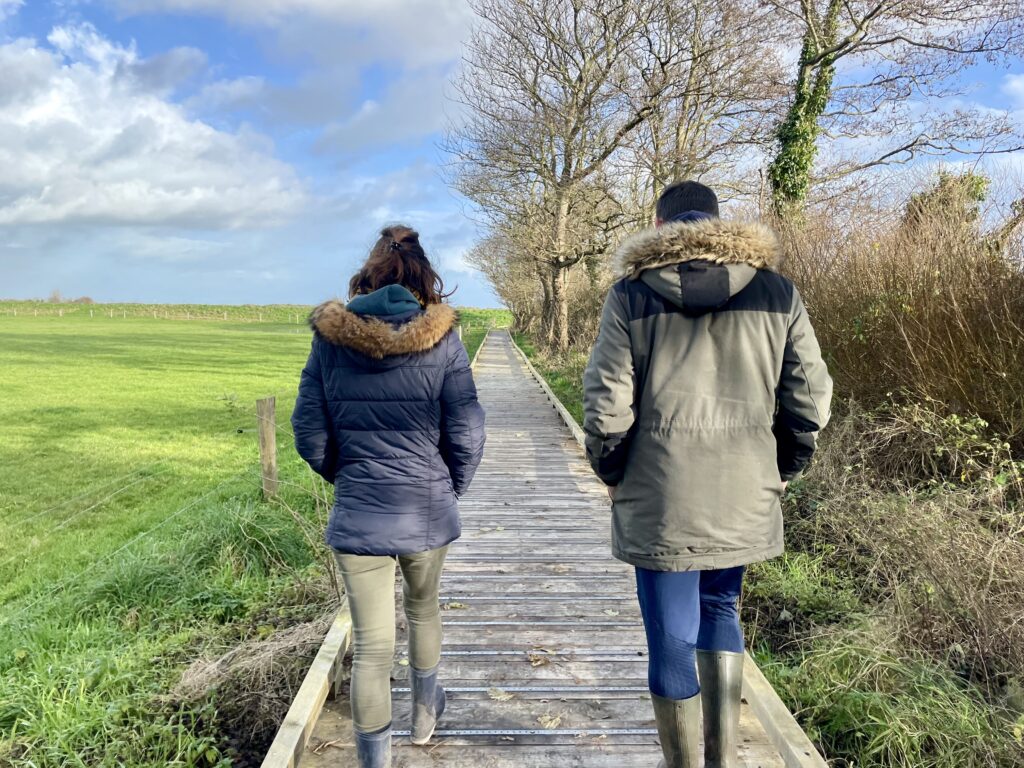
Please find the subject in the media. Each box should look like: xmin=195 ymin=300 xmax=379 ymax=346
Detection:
xmin=1004 ymin=73 xmax=1024 ymax=109
xmin=316 ymin=67 xmax=455 ymax=152
xmin=0 ymin=24 xmax=306 ymax=229
xmin=107 ymin=0 xmax=473 ymax=68
xmin=0 ymin=0 xmax=22 ymax=22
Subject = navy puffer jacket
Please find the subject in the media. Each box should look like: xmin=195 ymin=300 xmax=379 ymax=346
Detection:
xmin=291 ymin=285 xmax=486 ymax=555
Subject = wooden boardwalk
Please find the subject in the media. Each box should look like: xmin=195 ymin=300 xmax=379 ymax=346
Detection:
xmin=299 ymin=331 xmax=791 ymax=767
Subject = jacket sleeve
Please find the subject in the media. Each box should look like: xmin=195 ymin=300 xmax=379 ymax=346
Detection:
xmin=440 ymin=334 xmax=486 ymax=496
xmin=291 ymin=338 xmax=338 ymax=483
xmin=774 ymin=288 xmax=833 ymax=481
xmin=582 ymin=282 xmax=636 ymax=486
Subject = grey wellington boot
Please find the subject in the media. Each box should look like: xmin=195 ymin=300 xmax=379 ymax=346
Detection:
xmin=410 ymin=665 xmax=446 ymax=745
xmin=651 ymin=692 xmax=702 ymax=768
xmin=355 ymin=725 xmax=392 ymax=768
xmin=697 ymin=650 xmax=745 ymax=768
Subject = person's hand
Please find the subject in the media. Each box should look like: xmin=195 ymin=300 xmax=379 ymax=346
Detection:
xmin=607 ymin=485 xmax=617 ymax=501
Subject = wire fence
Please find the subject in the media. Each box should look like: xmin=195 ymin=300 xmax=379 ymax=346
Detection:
xmin=0 ymin=468 xmax=257 ymax=632
xmin=0 ymin=302 xmax=313 ymax=324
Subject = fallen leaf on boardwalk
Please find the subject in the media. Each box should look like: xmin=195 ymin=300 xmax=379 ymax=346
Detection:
xmin=537 ymin=714 xmax=562 ymax=729
xmin=479 ymin=527 xmax=492 ymax=533
xmin=550 ymin=565 xmax=571 ymax=573
xmin=398 ymin=659 xmax=409 ymax=666
xmin=495 ymin=526 xmax=506 ymax=531
xmin=443 ymin=602 xmax=468 ymax=610
xmin=603 ymin=609 xmax=620 ymax=616
xmin=488 ymin=687 xmax=515 ymax=701
xmin=500 ymin=736 xmax=515 ymax=742
xmin=528 ymin=652 xmax=552 ymax=667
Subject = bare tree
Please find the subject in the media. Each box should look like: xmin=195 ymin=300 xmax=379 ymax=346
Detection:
xmin=622 ymin=0 xmax=787 ymax=207
xmin=765 ymin=0 xmax=1024 ymax=215
xmin=448 ymin=0 xmax=785 ymax=348
xmin=448 ymin=0 xmax=685 ymax=349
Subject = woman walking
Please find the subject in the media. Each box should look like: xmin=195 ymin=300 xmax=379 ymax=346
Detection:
xmin=291 ymin=225 xmax=486 ymax=767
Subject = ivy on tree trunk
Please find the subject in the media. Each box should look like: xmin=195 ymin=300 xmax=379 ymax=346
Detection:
xmin=768 ymin=0 xmax=841 ymax=217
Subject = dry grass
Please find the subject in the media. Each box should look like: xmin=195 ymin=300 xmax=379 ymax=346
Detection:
xmin=779 ymin=199 xmax=1024 ymax=445
xmin=788 ymin=403 xmax=1024 ymax=698
xmin=171 ymin=609 xmax=336 ymax=763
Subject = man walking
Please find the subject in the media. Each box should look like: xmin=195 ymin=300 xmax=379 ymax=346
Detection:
xmin=583 ymin=180 xmax=832 ymax=767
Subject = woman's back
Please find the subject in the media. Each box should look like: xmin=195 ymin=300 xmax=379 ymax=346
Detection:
xmin=295 ymin=287 xmax=484 ymax=554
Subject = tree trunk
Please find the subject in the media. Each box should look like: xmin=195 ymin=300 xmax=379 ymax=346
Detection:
xmin=539 ymin=267 xmax=555 ymax=345
xmin=767 ymin=0 xmax=841 ymax=217
xmin=551 ymin=264 xmax=570 ymax=352
xmin=550 ymin=190 xmax=572 ymax=350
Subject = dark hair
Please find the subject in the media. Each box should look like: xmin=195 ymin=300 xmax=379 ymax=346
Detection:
xmin=348 ymin=225 xmax=451 ymax=305
xmin=656 ymin=180 xmax=720 ymax=222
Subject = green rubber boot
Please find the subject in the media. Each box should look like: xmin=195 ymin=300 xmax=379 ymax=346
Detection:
xmin=697 ymin=650 xmax=745 ymax=768
xmin=652 ymin=691 xmax=702 ymax=768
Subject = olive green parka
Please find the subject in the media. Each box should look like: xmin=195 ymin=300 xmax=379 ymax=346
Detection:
xmin=583 ymin=218 xmax=832 ymax=571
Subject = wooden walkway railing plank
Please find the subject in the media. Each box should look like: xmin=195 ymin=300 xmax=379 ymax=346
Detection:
xmin=274 ymin=330 xmax=822 ymax=768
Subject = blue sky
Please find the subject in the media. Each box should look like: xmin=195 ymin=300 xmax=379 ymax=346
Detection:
xmin=0 ymin=1 xmax=1021 ymax=308
xmin=0 ymin=0 xmax=497 ymax=306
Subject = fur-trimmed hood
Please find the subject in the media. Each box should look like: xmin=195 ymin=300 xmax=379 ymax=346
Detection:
xmin=309 ymin=300 xmax=457 ymax=359
xmin=616 ymin=218 xmax=782 ymax=278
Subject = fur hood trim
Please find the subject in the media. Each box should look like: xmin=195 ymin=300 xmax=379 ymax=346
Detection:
xmin=616 ymin=219 xmax=782 ymax=277
xmin=309 ymin=301 xmax=457 ymax=359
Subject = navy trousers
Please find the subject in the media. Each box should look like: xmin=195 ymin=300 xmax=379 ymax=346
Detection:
xmin=635 ymin=566 xmax=745 ymax=700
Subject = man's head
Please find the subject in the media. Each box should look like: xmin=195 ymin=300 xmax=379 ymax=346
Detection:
xmin=655 ymin=180 xmax=720 ymax=226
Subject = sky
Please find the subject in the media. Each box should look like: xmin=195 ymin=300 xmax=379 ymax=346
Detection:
xmin=0 ymin=0 xmax=500 ymax=307
xmin=0 ymin=1 xmax=1021 ymax=308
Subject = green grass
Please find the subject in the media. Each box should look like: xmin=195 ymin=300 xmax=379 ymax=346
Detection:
xmin=459 ymin=308 xmax=512 ymax=362
xmin=0 ymin=305 xmax=509 ymax=766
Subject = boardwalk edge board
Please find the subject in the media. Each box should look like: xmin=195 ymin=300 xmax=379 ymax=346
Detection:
xmin=260 ymin=608 xmax=353 ymax=768
xmin=505 ymin=331 xmax=829 ymax=768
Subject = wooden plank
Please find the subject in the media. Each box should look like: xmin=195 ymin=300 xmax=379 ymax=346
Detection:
xmin=507 ymin=333 xmax=587 ymax=450
xmin=502 ymin=331 xmax=827 ymax=767
xmin=260 ymin=609 xmax=353 ymax=768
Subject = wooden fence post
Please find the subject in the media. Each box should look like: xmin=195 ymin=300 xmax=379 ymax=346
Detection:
xmin=456 ymin=325 xmax=463 ymax=342
xmin=256 ymin=397 xmax=278 ymax=499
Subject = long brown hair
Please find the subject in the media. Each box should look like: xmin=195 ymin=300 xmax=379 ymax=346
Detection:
xmin=348 ymin=225 xmax=451 ymax=306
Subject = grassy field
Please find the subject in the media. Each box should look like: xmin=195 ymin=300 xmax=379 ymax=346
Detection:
xmin=0 ymin=304 xmax=507 ymax=767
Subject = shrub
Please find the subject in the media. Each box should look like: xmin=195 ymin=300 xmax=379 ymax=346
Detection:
xmin=780 ymin=176 xmax=1024 ymax=445
xmin=760 ymin=628 xmax=1024 ymax=768
xmin=787 ymin=405 xmax=1024 ymax=696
